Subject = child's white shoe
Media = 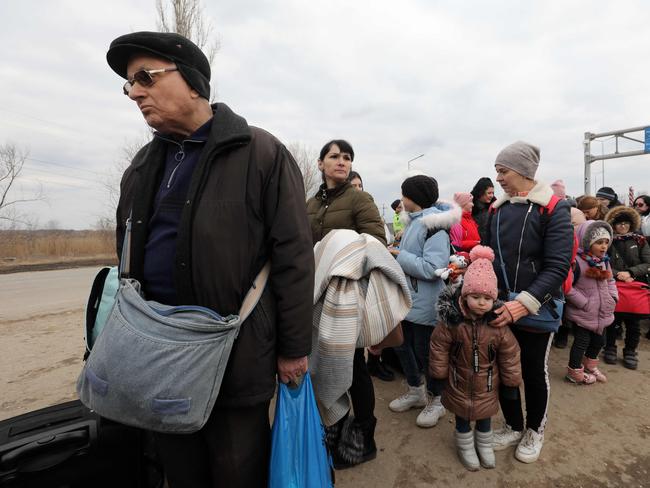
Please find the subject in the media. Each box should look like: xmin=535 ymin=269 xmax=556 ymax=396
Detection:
xmin=474 ymin=429 xmax=496 ymax=468
xmin=455 ymin=430 xmax=480 ymax=471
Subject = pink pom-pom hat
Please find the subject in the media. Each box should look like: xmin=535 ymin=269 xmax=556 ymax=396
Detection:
xmin=462 ymin=246 xmax=498 ymax=299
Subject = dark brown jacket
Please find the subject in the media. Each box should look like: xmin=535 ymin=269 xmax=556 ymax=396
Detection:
xmin=116 ymin=103 xmax=314 ymax=407
xmin=429 ymin=287 xmax=522 ymax=420
xmin=306 ymin=182 xmax=387 ymax=245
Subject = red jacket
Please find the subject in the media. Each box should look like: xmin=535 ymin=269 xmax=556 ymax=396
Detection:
xmin=449 ymin=211 xmax=481 ymax=252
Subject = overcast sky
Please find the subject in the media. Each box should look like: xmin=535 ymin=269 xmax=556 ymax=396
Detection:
xmin=1 ymin=0 xmax=649 ymax=229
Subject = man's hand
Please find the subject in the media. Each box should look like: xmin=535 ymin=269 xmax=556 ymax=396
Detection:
xmin=489 ymin=301 xmax=528 ymax=328
xmin=388 ymin=247 xmax=400 ymax=256
xmin=277 ymin=355 xmax=308 ymax=384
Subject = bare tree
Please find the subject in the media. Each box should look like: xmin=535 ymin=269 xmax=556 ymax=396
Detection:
xmin=100 ymin=130 xmax=153 ymax=228
xmin=156 ymin=0 xmax=219 ymax=66
xmin=0 ymin=143 xmax=43 ymax=227
xmin=287 ymin=142 xmax=320 ymax=199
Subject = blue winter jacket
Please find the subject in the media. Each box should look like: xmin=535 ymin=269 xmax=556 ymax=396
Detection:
xmin=396 ymin=201 xmax=461 ymax=325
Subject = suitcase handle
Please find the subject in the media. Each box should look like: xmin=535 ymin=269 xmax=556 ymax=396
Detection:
xmin=0 ymin=430 xmax=88 ymax=471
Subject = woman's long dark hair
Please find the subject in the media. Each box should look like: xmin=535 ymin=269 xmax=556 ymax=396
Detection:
xmin=634 ymin=195 xmax=650 ymax=216
xmin=470 ymin=177 xmax=495 ymax=217
xmin=348 ymin=171 xmax=363 ymax=188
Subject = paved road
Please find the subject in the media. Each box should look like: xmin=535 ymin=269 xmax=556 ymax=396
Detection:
xmin=0 ymin=267 xmax=100 ymax=321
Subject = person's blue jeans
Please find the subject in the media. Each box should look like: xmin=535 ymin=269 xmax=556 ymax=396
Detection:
xmin=455 ymin=416 xmax=491 ymax=433
xmin=394 ymin=321 xmax=441 ymax=396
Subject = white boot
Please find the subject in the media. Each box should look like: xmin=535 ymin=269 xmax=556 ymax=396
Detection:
xmin=455 ymin=430 xmax=480 ymax=471
xmin=415 ymin=393 xmax=446 ymax=428
xmin=474 ymin=429 xmax=496 ymax=468
xmin=389 ymin=384 xmax=427 ymax=412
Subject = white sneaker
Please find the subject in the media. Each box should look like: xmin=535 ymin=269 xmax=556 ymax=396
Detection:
xmin=415 ymin=394 xmax=446 ymax=428
xmin=492 ymin=424 xmax=523 ymax=451
xmin=515 ymin=428 xmax=544 ymax=463
xmin=389 ymin=384 xmax=427 ymax=412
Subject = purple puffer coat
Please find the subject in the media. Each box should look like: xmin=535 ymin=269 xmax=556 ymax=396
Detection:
xmin=565 ymin=221 xmax=618 ymax=335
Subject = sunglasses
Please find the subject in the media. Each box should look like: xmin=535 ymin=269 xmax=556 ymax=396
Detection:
xmin=634 ymin=203 xmax=647 ymax=207
xmin=123 ymin=67 xmax=178 ymax=95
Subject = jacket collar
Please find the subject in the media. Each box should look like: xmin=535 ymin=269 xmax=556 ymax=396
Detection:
xmin=399 ymin=199 xmax=461 ymax=230
xmin=132 ymin=103 xmax=252 ymax=169
xmin=492 ymin=181 xmax=554 ymax=209
xmin=316 ymin=181 xmax=351 ymax=202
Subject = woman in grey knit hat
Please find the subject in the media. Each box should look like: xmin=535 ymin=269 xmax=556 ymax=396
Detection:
xmin=484 ymin=141 xmax=573 ymax=464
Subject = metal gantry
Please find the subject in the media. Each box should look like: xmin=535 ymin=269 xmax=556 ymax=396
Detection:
xmin=583 ymin=125 xmax=650 ymax=195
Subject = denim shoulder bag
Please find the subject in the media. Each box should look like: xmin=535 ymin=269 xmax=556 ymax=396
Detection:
xmin=77 ymin=217 xmax=270 ymax=433
xmin=495 ymin=206 xmax=563 ymax=333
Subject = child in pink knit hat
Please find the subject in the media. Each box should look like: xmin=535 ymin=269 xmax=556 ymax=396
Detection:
xmin=450 ymin=192 xmax=481 ymax=252
xmin=430 ymin=246 xmax=522 ymax=471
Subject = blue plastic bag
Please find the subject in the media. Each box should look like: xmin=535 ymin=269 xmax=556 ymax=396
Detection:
xmin=269 ymin=372 xmax=333 ymax=488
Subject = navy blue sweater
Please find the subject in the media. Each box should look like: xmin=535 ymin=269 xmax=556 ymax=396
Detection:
xmin=142 ymin=118 xmax=213 ymax=304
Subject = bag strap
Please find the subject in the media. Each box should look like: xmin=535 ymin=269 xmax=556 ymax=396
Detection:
xmin=119 ymin=216 xmax=133 ymax=279
xmin=238 ymin=262 xmax=271 ymax=323
xmin=120 ymin=211 xmax=270 ymax=322
xmin=495 ymin=209 xmax=512 ymax=293
xmin=426 ymin=228 xmax=456 ymax=254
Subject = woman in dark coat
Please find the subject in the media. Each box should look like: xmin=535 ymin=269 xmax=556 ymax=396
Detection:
xmin=603 ymin=206 xmax=650 ymax=369
xmin=306 ymin=139 xmax=386 ymax=470
xmin=485 ymin=141 xmax=573 ymax=465
xmin=471 ymin=177 xmax=496 ymax=241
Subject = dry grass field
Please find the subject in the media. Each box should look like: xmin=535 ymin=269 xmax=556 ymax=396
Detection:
xmin=0 ymin=230 xmax=116 ymax=272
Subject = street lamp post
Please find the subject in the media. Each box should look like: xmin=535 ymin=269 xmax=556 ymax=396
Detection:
xmin=407 ymin=153 xmax=425 ymax=170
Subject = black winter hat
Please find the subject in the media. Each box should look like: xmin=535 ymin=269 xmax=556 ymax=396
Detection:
xmin=391 ymin=199 xmax=401 ymax=211
xmin=596 ymin=186 xmax=617 ymax=202
xmin=401 ymin=175 xmax=439 ymax=209
xmin=107 ymin=31 xmax=211 ymax=100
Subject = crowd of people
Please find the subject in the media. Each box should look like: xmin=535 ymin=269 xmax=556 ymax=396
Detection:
xmin=101 ymin=30 xmax=649 ymax=486
xmin=313 ymin=140 xmax=650 ymax=473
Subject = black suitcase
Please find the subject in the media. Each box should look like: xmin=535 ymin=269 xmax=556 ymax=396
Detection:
xmin=0 ymin=400 xmax=163 ymax=487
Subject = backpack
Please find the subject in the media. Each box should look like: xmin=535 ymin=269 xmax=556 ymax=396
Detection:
xmin=485 ymin=194 xmax=562 ymax=243
xmin=484 ymin=195 xmax=575 ymax=293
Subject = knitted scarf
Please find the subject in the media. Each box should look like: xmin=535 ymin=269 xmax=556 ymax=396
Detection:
xmin=578 ymin=251 xmax=611 ymax=280
xmin=613 ymin=232 xmax=647 ymax=247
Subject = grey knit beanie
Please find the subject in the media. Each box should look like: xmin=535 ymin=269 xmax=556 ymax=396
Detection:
xmin=494 ymin=141 xmax=540 ymax=179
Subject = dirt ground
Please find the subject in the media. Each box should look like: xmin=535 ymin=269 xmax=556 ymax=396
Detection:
xmin=1 ymin=308 xmax=649 ymax=488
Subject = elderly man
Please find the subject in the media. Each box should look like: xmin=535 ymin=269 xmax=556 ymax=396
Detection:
xmin=106 ymin=31 xmax=313 ymax=487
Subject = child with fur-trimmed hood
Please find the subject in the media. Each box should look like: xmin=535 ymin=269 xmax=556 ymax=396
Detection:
xmin=387 ymin=175 xmax=461 ymax=429
xmin=603 ymin=205 xmax=650 ymax=369
xmin=429 ymin=246 xmax=522 ymax=471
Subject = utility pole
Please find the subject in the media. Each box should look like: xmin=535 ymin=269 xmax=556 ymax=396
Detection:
xmin=584 ymin=126 xmax=650 ymax=195
xmin=407 ymin=154 xmax=424 ymax=170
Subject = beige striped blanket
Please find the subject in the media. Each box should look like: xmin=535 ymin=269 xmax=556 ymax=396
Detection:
xmin=311 ymin=229 xmax=412 ymax=426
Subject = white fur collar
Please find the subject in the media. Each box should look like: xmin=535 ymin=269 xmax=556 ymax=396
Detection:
xmin=399 ymin=199 xmax=461 ymax=230
xmin=492 ymin=181 xmax=554 ymax=209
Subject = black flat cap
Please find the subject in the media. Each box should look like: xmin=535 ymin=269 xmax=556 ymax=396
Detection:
xmin=107 ymin=31 xmax=211 ymax=99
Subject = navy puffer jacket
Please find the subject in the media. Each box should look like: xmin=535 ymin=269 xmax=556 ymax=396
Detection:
xmin=485 ymin=182 xmax=573 ymax=316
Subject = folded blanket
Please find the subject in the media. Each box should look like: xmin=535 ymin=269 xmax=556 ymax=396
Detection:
xmin=311 ymin=229 xmax=412 ymax=425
